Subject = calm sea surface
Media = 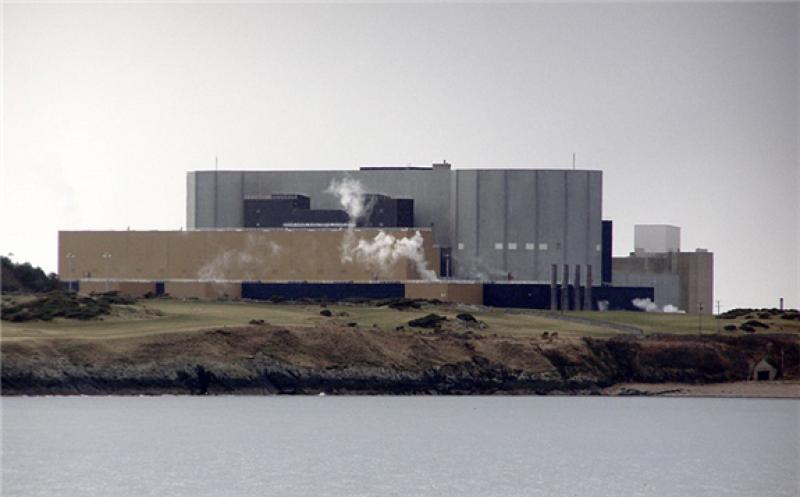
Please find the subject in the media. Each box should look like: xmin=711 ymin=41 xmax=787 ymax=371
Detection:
xmin=1 ymin=397 xmax=798 ymax=497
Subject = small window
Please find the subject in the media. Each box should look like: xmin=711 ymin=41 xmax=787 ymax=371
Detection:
xmin=507 ymin=243 xmax=517 ymax=250
xmin=525 ymin=243 xmax=535 ymax=251
xmin=494 ymin=243 xmax=503 ymax=250
xmin=256 ymin=208 xmax=261 ymax=214
xmin=539 ymin=243 xmax=548 ymax=251
xmin=457 ymin=243 xmax=464 ymax=250
xmin=596 ymin=243 xmax=602 ymax=251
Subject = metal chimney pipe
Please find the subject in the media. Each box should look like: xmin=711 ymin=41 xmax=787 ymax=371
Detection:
xmin=574 ymin=264 xmax=582 ymax=311
xmin=561 ymin=264 xmax=570 ymax=311
xmin=585 ymin=264 xmax=593 ymax=311
xmin=550 ymin=264 xmax=558 ymax=311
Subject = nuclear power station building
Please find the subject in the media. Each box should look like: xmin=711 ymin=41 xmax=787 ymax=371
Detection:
xmin=187 ymin=164 xmax=605 ymax=282
xmin=58 ymin=163 xmax=713 ymax=312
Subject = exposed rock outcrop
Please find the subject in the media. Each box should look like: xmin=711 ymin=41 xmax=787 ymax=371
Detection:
xmin=2 ymin=326 xmax=797 ymax=395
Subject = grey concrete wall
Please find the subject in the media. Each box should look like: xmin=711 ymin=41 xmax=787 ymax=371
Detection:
xmin=189 ymin=168 xmax=603 ymax=282
xmin=450 ymin=169 xmax=602 ymax=281
xmin=186 ymin=172 xmax=196 ymax=230
xmin=678 ymin=251 xmax=714 ymax=315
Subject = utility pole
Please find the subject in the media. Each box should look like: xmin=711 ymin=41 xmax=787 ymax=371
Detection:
xmin=697 ymin=301 xmax=704 ymax=335
xmin=715 ymin=300 xmax=721 ymax=333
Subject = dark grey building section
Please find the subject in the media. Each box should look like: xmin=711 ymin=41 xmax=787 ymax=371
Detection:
xmin=187 ymin=166 xmax=603 ymax=282
xmin=241 ymin=193 xmax=413 ymax=228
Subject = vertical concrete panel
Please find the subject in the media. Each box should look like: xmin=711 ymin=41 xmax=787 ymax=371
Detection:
xmin=566 ymin=171 xmax=589 ymax=267
xmin=215 ymin=172 xmax=244 ymax=228
xmin=477 ymin=170 xmax=506 ymax=279
xmin=588 ymin=172 xmax=603 ymax=279
xmin=506 ymin=170 xmax=537 ymax=280
xmin=453 ymin=170 xmax=479 ymax=278
xmin=537 ymin=171 xmax=567 ymax=278
xmin=186 ymin=173 xmax=196 ymax=230
xmin=194 ymin=172 xmax=217 ymax=228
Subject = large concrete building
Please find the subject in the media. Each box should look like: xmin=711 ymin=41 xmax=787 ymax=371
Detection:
xmin=187 ymin=165 xmax=604 ymax=282
xmin=58 ymin=163 xmax=716 ymax=311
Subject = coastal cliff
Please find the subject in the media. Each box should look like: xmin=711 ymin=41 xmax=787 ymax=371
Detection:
xmin=2 ymin=324 xmax=797 ymax=395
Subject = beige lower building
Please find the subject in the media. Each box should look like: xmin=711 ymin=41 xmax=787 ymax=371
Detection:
xmin=59 ymin=228 xmax=439 ymax=284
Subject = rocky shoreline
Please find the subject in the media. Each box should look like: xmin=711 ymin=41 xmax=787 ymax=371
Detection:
xmin=2 ymin=325 xmax=798 ymax=396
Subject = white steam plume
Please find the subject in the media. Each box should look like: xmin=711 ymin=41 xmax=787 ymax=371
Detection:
xmin=632 ymin=298 xmax=659 ymax=312
xmin=326 ymin=177 xmax=438 ymax=281
xmin=351 ymin=230 xmax=437 ymax=281
xmin=326 ymin=177 xmax=367 ymax=224
xmin=197 ymin=237 xmax=282 ymax=280
xmin=631 ymin=298 xmax=685 ymax=313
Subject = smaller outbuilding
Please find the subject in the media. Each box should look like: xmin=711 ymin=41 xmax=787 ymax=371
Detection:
xmin=751 ymin=357 xmax=779 ymax=381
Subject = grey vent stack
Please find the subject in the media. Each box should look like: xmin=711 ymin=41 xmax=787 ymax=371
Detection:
xmin=585 ymin=264 xmax=593 ymax=311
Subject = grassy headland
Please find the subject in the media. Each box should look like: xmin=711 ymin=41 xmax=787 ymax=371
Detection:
xmin=2 ymin=295 xmax=798 ymax=396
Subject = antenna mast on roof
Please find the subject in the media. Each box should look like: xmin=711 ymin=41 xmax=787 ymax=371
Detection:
xmin=572 ymin=153 xmax=576 ymax=170
xmin=215 ymin=155 xmax=218 ymax=171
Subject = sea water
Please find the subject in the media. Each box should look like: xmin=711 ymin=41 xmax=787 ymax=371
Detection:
xmin=2 ymin=396 xmax=797 ymax=497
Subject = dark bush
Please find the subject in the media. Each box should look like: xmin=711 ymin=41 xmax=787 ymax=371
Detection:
xmin=319 ymin=309 xmax=333 ymax=317
xmin=408 ymin=313 xmax=447 ymax=328
xmin=742 ymin=320 xmax=769 ymax=329
xmin=1 ymin=291 xmax=118 ymax=322
xmin=723 ymin=325 xmax=737 ymax=332
xmin=456 ymin=313 xmax=477 ymax=323
xmin=1 ymin=256 xmax=62 ymax=293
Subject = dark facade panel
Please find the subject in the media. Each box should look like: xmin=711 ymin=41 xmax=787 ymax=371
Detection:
xmin=242 ymin=282 xmax=405 ymax=301
xmin=483 ymin=283 xmax=553 ymax=309
xmin=244 ymin=193 xmax=414 ymax=229
xmin=602 ymin=220 xmax=613 ymax=284
xmin=290 ymin=209 xmax=349 ymax=224
xmin=592 ymin=285 xmax=654 ymax=311
xmin=483 ymin=282 xmax=653 ymax=311
xmin=396 ymin=199 xmax=414 ymax=227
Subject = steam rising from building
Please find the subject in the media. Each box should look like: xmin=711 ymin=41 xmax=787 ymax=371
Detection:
xmin=326 ymin=177 xmax=368 ymax=224
xmin=631 ymin=297 xmax=685 ymax=313
xmin=326 ymin=177 xmax=437 ymax=281
xmin=197 ymin=238 xmax=282 ymax=281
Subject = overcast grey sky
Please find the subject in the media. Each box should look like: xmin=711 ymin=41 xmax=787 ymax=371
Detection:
xmin=2 ymin=2 xmax=798 ymax=310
